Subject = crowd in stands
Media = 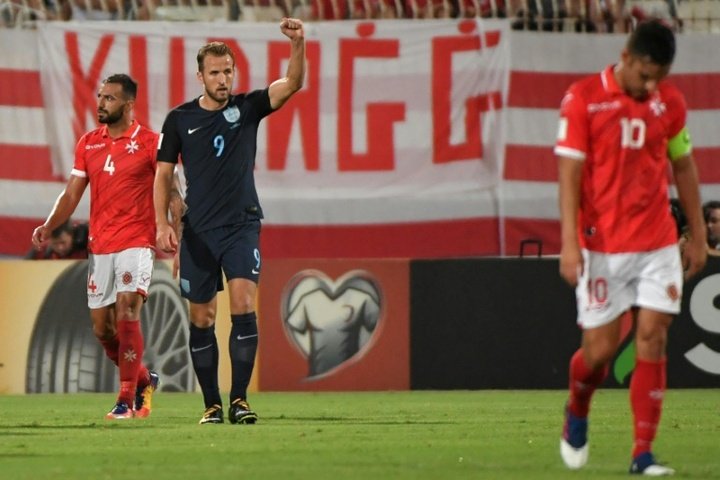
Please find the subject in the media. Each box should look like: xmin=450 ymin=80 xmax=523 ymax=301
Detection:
xmin=25 ymin=219 xmax=89 ymax=260
xmin=2 ymin=0 xmax=717 ymax=33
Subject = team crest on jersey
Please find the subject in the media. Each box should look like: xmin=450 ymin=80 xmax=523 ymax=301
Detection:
xmin=125 ymin=139 xmax=139 ymax=154
xmin=122 ymin=272 xmax=133 ymax=285
xmin=650 ymin=98 xmax=667 ymax=117
xmin=223 ymin=105 xmax=241 ymax=123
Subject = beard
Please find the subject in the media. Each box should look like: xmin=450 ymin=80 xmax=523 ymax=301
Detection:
xmin=98 ymin=108 xmax=124 ymax=125
xmin=205 ymin=87 xmax=230 ymax=105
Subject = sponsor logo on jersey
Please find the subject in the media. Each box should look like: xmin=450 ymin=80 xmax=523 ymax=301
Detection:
xmin=223 ymin=105 xmax=241 ymax=123
xmin=587 ymin=100 xmax=622 ymax=113
xmin=85 ymin=143 xmax=106 ymax=150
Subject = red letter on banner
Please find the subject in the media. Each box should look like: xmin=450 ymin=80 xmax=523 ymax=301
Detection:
xmin=208 ymin=38 xmax=250 ymax=94
xmin=431 ymin=27 xmax=503 ymax=164
xmin=65 ymin=32 xmax=114 ymax=141
xmin=266 ymin=41 xmax=320 ymax=171
xmin=168 ymin=37 xmax=186 ymax=110
xmin=129 ymin=36 xmax=149 ymax=128
xmin=338 ymin=24 xmax=405 ymax=171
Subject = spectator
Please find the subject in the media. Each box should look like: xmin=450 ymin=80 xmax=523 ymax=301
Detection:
xmin=25 ymin=219 xmax=89 ymax=260
xmin=703 ymin=200 xmax=720 ymax=251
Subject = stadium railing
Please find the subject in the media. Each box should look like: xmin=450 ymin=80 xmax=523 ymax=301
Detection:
xmin=1 ymin=0 xmax=719 ymax=33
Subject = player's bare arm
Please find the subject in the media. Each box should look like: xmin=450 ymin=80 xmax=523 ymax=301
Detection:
xmin=558 ymin=156 xmax=584 ymax=287
xmin=153 ymin=161 xmax=178 ymax=253
xmin=169 ymin=185 xmax=185 ymax=238
xmin=672 ymin=154 xmax=708 ymax=278
xmin=168 ymin=175 xmax=185 ymax=278
xmin=268 ymin=18 xmax=305 ymax=110
xmin=31 ymin=175 xmax=88 ymax=248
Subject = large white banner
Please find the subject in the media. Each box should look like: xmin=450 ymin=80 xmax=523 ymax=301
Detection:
xmin=37 ymin=20 xmax=510 ymax=225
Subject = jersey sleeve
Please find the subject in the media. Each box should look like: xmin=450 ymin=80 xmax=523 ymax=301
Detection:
xmin=146 ymin=130 xmax=160 ymax=170
xmin=554 ymin=86 xmax=589 ymax=161
xmin=71 ymin=133 xmax=89 ymax=177
xmin=245 ymin=88 xmax=273 ymax=121
xmin=665 ymin=87 xmax=687 ymax=138
xmin=157 ymin=110 xmax=181 ymax=164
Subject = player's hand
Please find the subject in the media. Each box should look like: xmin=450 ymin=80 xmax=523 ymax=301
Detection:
xmin=682 ymin=236 xmax=708 ymax=280
xmin=280 ymin=17 xmax=304 ymax=40
xmin=559 ymin=242 xmax=583 ymax=287
xmin=172 ymin=251 xmax=180 ymax=279
xmin=31 ymin=225 xmax=50 ymax=249
xmin=156 ymin=223 xmax=178 ymax=254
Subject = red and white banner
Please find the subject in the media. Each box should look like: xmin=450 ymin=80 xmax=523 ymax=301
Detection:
xmin=502 ymin=33 xmax=720 ymax=255
xmin=2 ymin=24 xmax=719 ymax=258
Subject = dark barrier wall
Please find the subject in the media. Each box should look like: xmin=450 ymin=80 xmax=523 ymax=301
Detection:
xmin=669 ymin=255 xmax=720 ymax=386
xmin=410 ymin=257 xmax=720 ymax=389
xmin=410 ymin=258 xmax=579 ymax=389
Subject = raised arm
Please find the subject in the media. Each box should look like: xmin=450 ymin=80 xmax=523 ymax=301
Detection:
xmin=268 ymin=17 xmax=305 ymax=110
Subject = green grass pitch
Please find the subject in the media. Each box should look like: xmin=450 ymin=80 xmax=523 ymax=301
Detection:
xmin=0 ymin=390 xmax=718 ymax=479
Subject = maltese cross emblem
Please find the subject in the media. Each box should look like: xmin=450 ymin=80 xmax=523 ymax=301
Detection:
xmin=123 ymin=349 xmax=138 ymax=362
xmin=125 ymin=140 xmax=139 ymax=154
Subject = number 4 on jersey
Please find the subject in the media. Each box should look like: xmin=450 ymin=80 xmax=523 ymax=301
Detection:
xmin=103 ymin=154 xmax=116 ymax=175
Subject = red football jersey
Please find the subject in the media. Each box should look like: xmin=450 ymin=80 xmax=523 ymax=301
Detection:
xmin=72 ymin=121 xmax=159 ymax=254
xmin=554 ymin=66 xmax=687 ymax=253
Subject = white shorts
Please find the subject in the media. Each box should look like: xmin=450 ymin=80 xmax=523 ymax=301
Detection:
xmin=576 ymin=244 xmax=683 ymax=329
xmin=87 ymin=247 xmax=155 ymax=309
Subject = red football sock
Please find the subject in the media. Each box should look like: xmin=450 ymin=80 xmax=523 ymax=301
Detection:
xmin=99 ymin=335 xmax=119 ymax=365
xmin=136 ymin=366 xmax=151 ymax=389
xmin=99 ymin=334 xmax=150 ymax=388
xmin=568 ymin=349 xmax=608 ymax=418
xmin=117 ymin=320 xmax=144 ymax=405
xmin=630 ymin=357 xmax=666 ymax=458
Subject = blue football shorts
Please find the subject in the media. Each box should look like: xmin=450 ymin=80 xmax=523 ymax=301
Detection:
xmin=179 ymin=220 xmax=261 ymax=303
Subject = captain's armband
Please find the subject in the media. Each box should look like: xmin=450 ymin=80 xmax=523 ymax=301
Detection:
xmin=668 ymin=126 xmax=692 ymax=161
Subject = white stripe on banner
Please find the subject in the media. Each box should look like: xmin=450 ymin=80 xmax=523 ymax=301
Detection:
xmin=505 ymin=108 xmax=720 ymax=148
xmin=0 ymin=107 xmax=47 ymax=145
xmin=3 ymin=25 xmax=720 ymax=256
xmin=0 ymin=180 xmax=90 ymax=218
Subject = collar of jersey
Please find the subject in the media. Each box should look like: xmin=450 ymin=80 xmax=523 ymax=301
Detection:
xmin=601 ymin=65 xmax=623 ymax=96
xmin=100 ymin=119 xmax=138 ymax=139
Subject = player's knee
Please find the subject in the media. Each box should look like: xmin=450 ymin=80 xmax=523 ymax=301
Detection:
xmin=92 ymin=324 xmax=116 ymax=341
xmin=584 ymin=341 xmax=616 ymax=368
xmin=635 ymin=329 xmax=668 ymax=359
xmin=228 ymin=289 xmax=255 ymax=313
xmin=115 ymin=293 xmax=143 ymax=321
xmin=190 ymin=305 xmax=216 ymax=328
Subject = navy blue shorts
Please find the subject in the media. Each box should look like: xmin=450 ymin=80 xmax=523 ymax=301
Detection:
xmin=179 ymin=220 xmax=261 ymax=303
